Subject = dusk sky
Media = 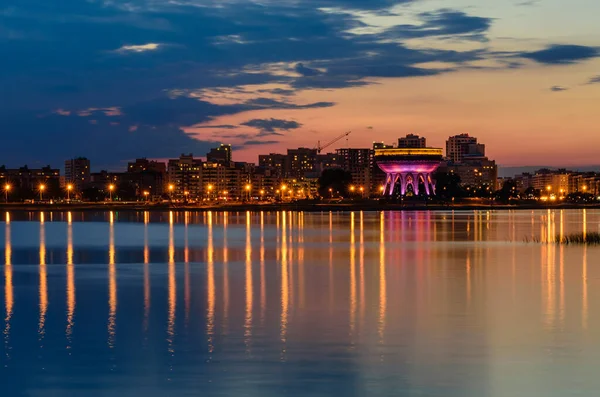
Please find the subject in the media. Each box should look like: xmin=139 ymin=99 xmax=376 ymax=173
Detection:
xmin=2 ymin=0 xmax=599 ymax=170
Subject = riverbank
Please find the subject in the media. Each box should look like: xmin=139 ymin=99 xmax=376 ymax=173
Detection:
xmin=1 ymin=201 xmax=600 ymax=212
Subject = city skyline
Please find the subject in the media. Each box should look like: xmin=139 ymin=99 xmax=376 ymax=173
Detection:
xmin=1 ymin=0 xmax=599 ymax=169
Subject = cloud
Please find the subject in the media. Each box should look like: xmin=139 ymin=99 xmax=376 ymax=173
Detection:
xmin=550 ymin=86 xmax=568 ymax=92
xmin=587 ymin=75 xmax=600 ymax=84
xmin=241 ymin=118 xmax=302 ymax=135
xmin=116 ymin=43 xmax=161 ymax=53
xmin=387 ymin=10 xmax=492 ymax=42
xmin=520 ymin=44 xmax=599 ymax=64
xmin=295 ymin=63 xmax=323 ymax=77
xmin=193 ymin=124 xmax=239 ymax=129
xmin=242 ymin=140 xmax=280 ymax=146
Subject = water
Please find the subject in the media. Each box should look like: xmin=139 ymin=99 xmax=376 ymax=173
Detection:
xmin=0 ymin=209 xmax=599 ymax=396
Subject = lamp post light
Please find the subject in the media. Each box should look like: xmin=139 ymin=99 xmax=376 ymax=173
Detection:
xmin=328 ymin=187 xmax=333 ymax=199
xmin=108 ymin=184 xmax=115 ymax=201
xmin=143 ymin=191 xmax=150 ymax=202
xmin=245 ymin=184 xmax=251 ymax=201
xmin=39 ymin=184 xmax=46 ymax=201
xmin=281 ymin=184 xmax=287 ymax=200
xmin=183 ymin=190 xmax=189 ymax=203
xmin=350 ymin=185 xmax=355 ymax=198
xmin=168 ymin=184 xmax=175 ymax=201
xmin=207 ymin=184 xmax=214 ymax=201
xmin=4 ymin=183 xmax=11 ymax=203
xmin=223 ymin=191 xmax=228 ymax=201
xmin=359 ymin=186 xmax=364 ymax=198
xmin=260 ymin=189 xmax=265 ymax=201
xmin=66 ymin=184 xmax=73 ymax=201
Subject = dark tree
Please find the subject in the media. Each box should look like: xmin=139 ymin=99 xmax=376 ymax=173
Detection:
xmin=496 ymin=180 xmax=519 ymax=203
xmin=81 ymin=187 xmax=104 ymax=202
xmin=523 ymin=187 xmax=541 ymax=199
xmin=318 ymin=169 xmax=353 ymax=198
xmin=434 ymin=171 xmax=463 ymax=201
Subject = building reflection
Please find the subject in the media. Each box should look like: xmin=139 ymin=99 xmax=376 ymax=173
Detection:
xmin=222 ymin=212 xmax=229 ymax=333
xmin=260 ymin=212 xmax=266 ymax=326
xmin=582 ymin=246 xmax=588 ymax=330
xmin=350 ymin=212 xmax=356 ymax=335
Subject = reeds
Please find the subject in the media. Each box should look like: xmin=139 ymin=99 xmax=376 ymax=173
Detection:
xmin=524 ymin=232 xmax=600 ymax=245
xmin=557 ymin=232 xmax=600 ymax=245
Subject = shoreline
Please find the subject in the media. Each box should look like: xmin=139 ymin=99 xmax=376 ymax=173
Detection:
xmin=1 ymin=202 xmax=600 ymax=212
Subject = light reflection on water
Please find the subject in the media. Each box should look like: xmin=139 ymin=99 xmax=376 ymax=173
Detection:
xmin=0 ymin=209 xmax=599 ymax=396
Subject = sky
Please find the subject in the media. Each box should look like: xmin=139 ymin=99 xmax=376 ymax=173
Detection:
xmin=1 ymin=0 xmax=599 ymax=171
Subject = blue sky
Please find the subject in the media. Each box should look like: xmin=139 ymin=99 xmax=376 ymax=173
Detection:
xmin=1 ymin=0 xmax=599 ymax=169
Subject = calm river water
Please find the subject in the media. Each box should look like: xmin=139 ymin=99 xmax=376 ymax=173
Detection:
xmin=0 ymin=210 xmax=599 ymax=396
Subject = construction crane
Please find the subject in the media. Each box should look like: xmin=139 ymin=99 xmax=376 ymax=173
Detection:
xmin=316 ymin=131 xmax=352 ymax=153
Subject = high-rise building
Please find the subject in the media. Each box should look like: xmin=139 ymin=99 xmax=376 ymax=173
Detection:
xmin=445 ymin=158 xmax=499 ymax=191
xmin=398 ymin=134 xmax=426 ymax=148
xmin=373 ymin=142 xmax=394 ymax=150
xmin=286 ymin=148 xmax=318 ymax=179
xmin=336 ymin=148 xmax=373 ymax=192
xmin=127 ymin=158 xmax=166 ymax=196
xmin=446 ymin=134 xmax=485 ymax=163
xmin=167 ymin=154 xmax=203 ymax=199
xmin=206 ymin=144 xmax=232 ymax=164
xmin=258 ymin=153 xmax=287 ymax=177
xmin=65 ymin=157 xmax=90 ymax=191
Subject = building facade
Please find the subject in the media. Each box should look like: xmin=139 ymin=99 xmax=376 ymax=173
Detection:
xmin=398 ymin=134 xmax=426 ymax=148
xmin=446 ymin=134 xmax=485 ymax=163
xmin=167 ymin=154 xmax=203 ymax=199
xmin=65 ymin=157 xmax=91 ymax=192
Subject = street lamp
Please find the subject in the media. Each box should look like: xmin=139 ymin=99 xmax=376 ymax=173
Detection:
xmin=143 ymin=191 xmax=150 ymax=202
xmin=359 ymin=186 xmax=364 ymax=198
xmin=207 ymin=184 xmax=214 ymax=200
xmin=168 ymin=184 xmax=175 ymax=201
xmin=184 ymin=190 xmax=189 ymax=203
xmin=281 ymin=184 xmax=287 ymax=200
xmin=108 ymin=184 xmax=115 ymax=201
xmin=39 ymin=184 xmax=46 ymax=201
xmin=222 ymin=190 xmax=228 ymax=200
xmin=66 ymin=183 xmax=73 ymax=201
xmin=260 ymin=189 xmax=265 ymax=200
xmin=245 ymin=184 xmax=251 ymax=201
xmin=4 ymin=183 xmax=11 ymax=203
xmin=328 ymin=187 xmax=333 ymax=199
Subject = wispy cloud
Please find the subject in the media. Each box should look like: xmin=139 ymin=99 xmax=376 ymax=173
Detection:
xmin=116 ymin=43 xmax=161 ymax=53
xmin=550 ymin=86 xmax=568 ymax=92
xmin=588 ymin=75 xmax=600 ymax=84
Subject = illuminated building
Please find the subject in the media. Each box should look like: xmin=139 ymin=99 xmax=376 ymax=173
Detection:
xmin=167 ymin=154 xmax=203 ymax=199
xmin=336 ymin=148 xmax=373 ymax=193
xmin=206 ymin=144 xmax=232 ymax=164
xmin=64 ymin=157 xmax=90 ymax=191
xmin=446 ymin=134 xmax=485 ymax=163
xmin=398 ymin=134 xmax=426 ymax=148
xmin=375 ymin=148 xmax=443 ymax=196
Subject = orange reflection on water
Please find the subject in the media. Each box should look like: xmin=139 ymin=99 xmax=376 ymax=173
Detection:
xmin=167 ymin=212 xmax=176 ymax=354
xmin=359 ymin=212 xmax=365 ymax=321
xmin=108 ymin=213 xmax=117 ymax=348
xmin=245 ymin=212 xmax=253 ymax=350
xmin=39 ymin=217 xmax=47 ymax=341
xmin=143 ymin=216 xmax=150 ymax=335
xmin=207 ymin=212 xmax=215 ymax=352
xmin=260 ymin=212 xmax=266 ymax=325
xmin=350 ymin=212 xmax=356 ymax=335
xmin=4 ymin=219 xmax=13 ymax=355
xmin=66 ymin=219 xmax=75 ymax=347
xmin=582 ymin=247 xmax=588 ymax=330
xmin=184 ymin=219 xmax=190 ymax=327
xmin=281 ymin=211 xmax=289 ymax=352
xmin=222 ymin=212 xmax=229 ymax=332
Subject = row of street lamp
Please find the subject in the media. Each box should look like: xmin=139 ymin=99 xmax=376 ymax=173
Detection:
xmin=3 ymin=181 xmax=375 ymax=203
